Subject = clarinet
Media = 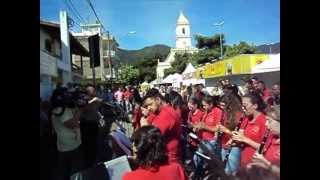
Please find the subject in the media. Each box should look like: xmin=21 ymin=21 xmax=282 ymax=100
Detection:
xmin=223 ymin=107 xmax=246 ymax=168
xmin=258 ymin=129 xmax=271 ymax=154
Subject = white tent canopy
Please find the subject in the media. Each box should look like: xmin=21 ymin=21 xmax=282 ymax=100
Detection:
xmin=251 ymin=54 xmax=280 ymax=74
xmin=162 ymin=74 xmax=173 ymax=84
xmin=182 ymin=78 xmax=205 ymax=86
xmin=162 ymin=73 xmax=182 ymax=84
xmin=182 ymin=63 xmax=196 ymax=74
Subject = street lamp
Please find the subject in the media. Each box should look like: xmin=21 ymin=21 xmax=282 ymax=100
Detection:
xmin=266 ymin=42 xmax=274 ymax=54
xmin=127 ymin=31 xmax=136 ymax=35
xmin=213 ymin=21 xmax=224 ymax=59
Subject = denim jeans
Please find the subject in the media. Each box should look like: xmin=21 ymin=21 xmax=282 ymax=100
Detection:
xmin=193 ymin=140 xmax=218 ymax=178
xmin=221 ymin=147 xmax=241 ymax=175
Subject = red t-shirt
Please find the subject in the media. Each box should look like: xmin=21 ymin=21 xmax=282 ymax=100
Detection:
xmin=199 ymin=107 xmax=223 ymax=141
xmin=188 ymin=109 xmax=204 ymax=146
xmin=122 ymin=163 xmax=186 ymax=180
xmin=263 ymin=134 xmax=280 ymax=167
xmin=240 ymin=113 xmax=267 ymax=167
xmin=262 ymin=88 xmax=271 ymax=101
xmin=152 ymin=105 xmax=182 ymax=163
xmin=189 ymin=109 xmax=204 ymax=125
xmin=147 ymin=113 xmax=157 ymax=124
xmin=123 ymin=90 xmax=132 ymax=99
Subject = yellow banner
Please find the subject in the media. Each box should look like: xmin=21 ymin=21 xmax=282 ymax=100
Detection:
xmin=201 ymin=54 xmax=269 ymax=78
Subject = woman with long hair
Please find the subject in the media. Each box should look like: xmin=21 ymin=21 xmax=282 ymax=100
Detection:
xmin=122 ymin=126 xmax=186 ymax=180
xmin=131 ymin=88 xmax=143 ymax=131
xmin=230 ymin=93 xmax=268 ymax=168
xmin=217 ymin=92 xmax=244 ymax=175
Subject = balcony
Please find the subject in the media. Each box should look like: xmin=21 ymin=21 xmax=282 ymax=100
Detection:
xmin=40 ymin=50 xmax=58 ymax=77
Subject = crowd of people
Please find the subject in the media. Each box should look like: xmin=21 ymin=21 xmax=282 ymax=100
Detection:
xmin=40 ymin=76 xmax=280 ymax=180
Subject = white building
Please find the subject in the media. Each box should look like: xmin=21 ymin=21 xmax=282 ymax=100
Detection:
xmin=156 ymin=11 xmax=198 ymax=80
xmin=40 ymin=20 xmax=89 ymax=100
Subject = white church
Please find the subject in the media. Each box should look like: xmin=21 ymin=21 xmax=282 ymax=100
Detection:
xmin=156 ymin=11 xmax=198 ymax=81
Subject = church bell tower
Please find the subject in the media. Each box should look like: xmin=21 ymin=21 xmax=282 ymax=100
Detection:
xmin=176 ymin=11 xmax=192 ymax=49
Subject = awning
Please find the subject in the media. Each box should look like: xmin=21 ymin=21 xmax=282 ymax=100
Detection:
xmin=251 ymin=54 xmax=280 ymax=74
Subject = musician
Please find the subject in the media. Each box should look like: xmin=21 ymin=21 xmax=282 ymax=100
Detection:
xmin=186 ymin=97 xmax=204 ymax=148
xmin=192 ymin=95 xmax=223 ymax=177
xmin=256 ymin=81 xmax=271 ymax=102
xmin=230 ymin=93 xmax=268 ymax=167
xmin=188 ymin=97 xmax=204 ymax=126
xmin=248 ymin=106 xmax=280 ymax=176
xmin=267 ymin=82 xmax=280 ymax=107
xmin=193 ymin=95 xmax=223 ymax=142
xmin=141 ymin=90 xmax=182 ymax=163
xmin=217 ymin=92 xmax=244 ymax=174
xmin=122 ymin=126 xmax=186 ymax=180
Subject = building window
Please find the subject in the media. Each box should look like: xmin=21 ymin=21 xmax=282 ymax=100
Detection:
xmin=182 ymin=28 xmax=185 ymax=35
xmin=45 ymin=39 xmax=52 ymax=53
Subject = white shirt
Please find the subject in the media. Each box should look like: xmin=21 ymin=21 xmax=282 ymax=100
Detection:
xmin=52 ymin=107 xmax=81 ymax=152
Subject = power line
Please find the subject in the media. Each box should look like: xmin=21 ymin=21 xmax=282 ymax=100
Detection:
xmin=68 ymin=0 xmax=87 ymax=23
xmin=63 ymin=0 xmax=83 ymax=24
xmin=85 ymin=0 xmax=106 ymax=32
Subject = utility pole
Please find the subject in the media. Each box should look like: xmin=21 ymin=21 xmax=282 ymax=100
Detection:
xmin=91 ymin=55 xmax=96 ymax=87
xmin=60 ymin=11 xmax=72 ymax=85
xmin=213 ymin=21 xmax=224 ymax=59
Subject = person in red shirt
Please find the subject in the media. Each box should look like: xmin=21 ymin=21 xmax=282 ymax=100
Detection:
xmin=132 ymin=103 xmax=142 ymax=131
xmin=122 ymin=126 xmax=186 ymax=180
xmin=131 ymin=88 xmax=143 ymax=131
xmin=231 ymin=93 xmax=268 ymax=168
xmin=192 ymin=95 xmax=223 ymax=177
xmin=217 ymin=92 xmax=244 ymax=175
xmin=193 ymin=96 xmax=223 ymax=142
xmin=248 ymin=106 xmax=280 ymax=177
xmin=123 ymin=86 xmax=133 ymax=100
xmin=257 ymin=81 xmax=271 ymax=102
xmin=141 ymin=91 xmax=182 ymax=163
xmin=186 ymin=97 xmax=204 ymax=148
xmin=188 ymin=97 xmax=204 ymax=126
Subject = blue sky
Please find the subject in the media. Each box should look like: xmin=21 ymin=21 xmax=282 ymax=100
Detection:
xmin=40 ymin=0 xmax=280 ymax=50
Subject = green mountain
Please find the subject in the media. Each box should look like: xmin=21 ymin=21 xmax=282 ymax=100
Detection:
xmin=256 ymin=42 xmax=280 ymax=54
xmin=116 ymin=44 xmax=171 ymax=64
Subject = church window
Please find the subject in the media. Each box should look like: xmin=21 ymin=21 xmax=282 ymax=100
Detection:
xmin=182 ymin=28 xmax=185 ymax=34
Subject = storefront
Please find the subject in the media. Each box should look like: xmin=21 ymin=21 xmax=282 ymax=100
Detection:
xmin=199 ymin=54 xmax=270 ymax=87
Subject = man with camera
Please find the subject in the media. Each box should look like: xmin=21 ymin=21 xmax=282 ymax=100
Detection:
xmin=50 ymin=87 xmax=85 ymax=180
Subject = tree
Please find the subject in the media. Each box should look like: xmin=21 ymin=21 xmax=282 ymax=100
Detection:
xmin=224 ymin=41 xmax=257 ymax=58
xmin=191 ymin=34 xmax=257 ymax=65
xmin=133 ymin=56 xmax=158 ymax=83
xmin=195 ymin=34 xmax=225 ymax=49
xmin=164 ymin=53 xmax=191 ymax=77
xmin=118 ymin=63 xmax=139 ymax=85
